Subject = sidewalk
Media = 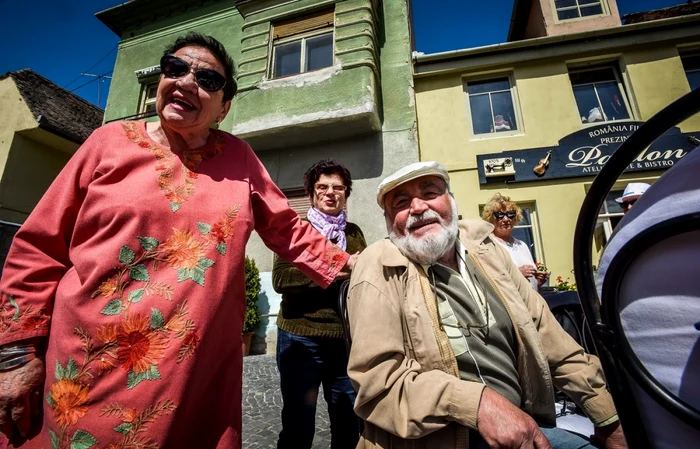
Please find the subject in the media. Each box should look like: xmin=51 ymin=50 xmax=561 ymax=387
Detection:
xmin=243 ymin=354 xmax=332 ymax=448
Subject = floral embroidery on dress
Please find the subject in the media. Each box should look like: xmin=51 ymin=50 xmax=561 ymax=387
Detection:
xmin=321 ymin=244 xmax=348 ymax=275
xmin=122 ymin=122 xmax=225 ymax=213
xmin=92 ymin=208 xmax=240 ymax=318
xmin=41 ymin=207 xmax=239 ymax=443
xmin=45 ymin=309 xmax=186 ymax=446
xmin=0 ymin=293 xmax=50 ymax=336
xmin=46 ymin=356 xmax=98 ymax=449
xmin=100 ymin=400 xmax=176 ymax=449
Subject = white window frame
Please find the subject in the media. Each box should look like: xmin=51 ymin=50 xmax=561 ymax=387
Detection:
xmin=139 ymin=81 xmax=158 ymax=115
xmin=596 ymin=189 xmax=624 ymax=246
xmin=569 ymin=65 xmax=634 ymax=127
xmin=270 ymin=28 xmax=334 ymax=79
xmin=553 ymin=0 xmax=606 ymax=21
xmin=514 ymin=202 xmax=544 ymax=263
xmin=464 ymin=73 xmax=524 ymax=140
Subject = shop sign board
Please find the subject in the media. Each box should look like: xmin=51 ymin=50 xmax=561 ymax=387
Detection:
xmin=476 ymin=122 xmax=698 ymax=184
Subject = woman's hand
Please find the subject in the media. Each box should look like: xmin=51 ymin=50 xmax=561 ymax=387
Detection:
xmin=341 ymin=252 xmax=360 ymax=274
xmin=0 ymin=357 xmax=45 ymax=444
xmin=534 ymin=270 xmax=550 ymax=288
xmin=519 ymin=264 xmax=537 ymax=279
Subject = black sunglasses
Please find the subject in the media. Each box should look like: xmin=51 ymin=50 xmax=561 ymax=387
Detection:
xmin=621 ymin=199 xmax=638 ymax=209
xmin=493 ymin=211 xmax=516 ymax=220
xmin=160 ymin=55 xmax=226 ymax=93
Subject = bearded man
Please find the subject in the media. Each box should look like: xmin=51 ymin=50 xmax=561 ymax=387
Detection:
xmin=346 ymin=162 xmax=627 ymax=449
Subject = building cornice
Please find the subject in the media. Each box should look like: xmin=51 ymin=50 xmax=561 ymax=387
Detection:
xmin=96 ymin=0 xmax=230 ymax=38
xmin=414 ymin=13 xmax=700 ymax=78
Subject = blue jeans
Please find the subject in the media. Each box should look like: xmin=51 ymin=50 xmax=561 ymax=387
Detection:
xmin=276 ymin=329 xmax=360 ymax=449
xmin=470 ymin=425 xmax=594 ymax=449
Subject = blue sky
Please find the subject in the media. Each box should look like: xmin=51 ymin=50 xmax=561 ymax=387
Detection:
xmin=0 ymin=0 xmax=686 ymax=108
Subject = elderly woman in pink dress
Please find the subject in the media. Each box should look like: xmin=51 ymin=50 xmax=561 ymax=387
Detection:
xmin=0 ymin=33 xmax=354 ymax=449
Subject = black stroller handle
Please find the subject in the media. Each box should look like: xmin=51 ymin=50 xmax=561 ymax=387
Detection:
xmin=572 ymin=86 xmax=700 ymax=447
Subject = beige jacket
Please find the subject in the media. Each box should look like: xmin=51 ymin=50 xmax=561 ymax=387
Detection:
xmin=347 ymin=219 xmax=616 ymax=449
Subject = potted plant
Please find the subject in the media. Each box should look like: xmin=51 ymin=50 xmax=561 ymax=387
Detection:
xmin=243 ymin=256 xmax=261 ymax=356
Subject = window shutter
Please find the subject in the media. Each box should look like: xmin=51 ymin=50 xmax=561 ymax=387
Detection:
xmin=273 ymin=9 xmax=334 ymax=40
xmin=285 ymin=191 xmax=312 ymax=218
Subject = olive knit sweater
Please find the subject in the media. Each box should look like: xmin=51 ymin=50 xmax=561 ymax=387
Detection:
xmin=273 ymin=221 xmax=367 ymax=339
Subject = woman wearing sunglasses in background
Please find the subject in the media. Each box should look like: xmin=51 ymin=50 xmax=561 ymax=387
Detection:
xmin=0 ymin=33 xmax=356 ymax=449
xmin=482 ymin=193 xmax=549 ymax=290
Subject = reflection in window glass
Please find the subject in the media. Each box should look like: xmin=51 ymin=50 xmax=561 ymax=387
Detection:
xmin=306 ymin=34 xmax=333 ymax=71
xmin=556 ymin=0 xmax=603 ymax=20
xmin=467 ymin=77 xmax=519 ymax=135
xmin=570 ymin=67 xmax=630 ymax=124
xmin=468 ymin=79 xmax=510 ymax=95
xmin=469 ymin=95 xmax=493 ymax=135
xmin=272 ymin=31 xmax=333 ymax=79
xmin=491 ymin=91 xmax=518 ymax=131
xmin=597 ymin=82 xmax=630 ymax=121
xmin=580 ymin=4 xmax=603 ymax=16
xmin=273 ymin=41 xmax=302 ymax=78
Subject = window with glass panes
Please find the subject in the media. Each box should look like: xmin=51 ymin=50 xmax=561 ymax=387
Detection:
xmin=139 ymin=82 xmax=158 ymax=115
xmin=512 ymin=205 xmax=539 ymax=261
xmin=271 ymin=10 xmax=334 ymax=79
xmin=681 ymin=54 xmax=700 ymax=91
xmin=569 ymin=67 xmax=631 ymax=124
xmin=555 ymin=0 xmax=604 ymax=20
xmin=466 ymin=77 xmax=519 ymax=135
xmin=594 ymin=189 xmax=624 ymax=249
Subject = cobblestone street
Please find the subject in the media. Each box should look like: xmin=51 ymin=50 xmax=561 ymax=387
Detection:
xmin=243 ymin=355 xmax=331 ymax=448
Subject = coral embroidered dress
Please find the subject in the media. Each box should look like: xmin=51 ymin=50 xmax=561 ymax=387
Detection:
xmin=0 ymin=121 xmax=347 ymax=449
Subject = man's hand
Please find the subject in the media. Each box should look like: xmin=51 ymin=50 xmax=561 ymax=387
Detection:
xmin=0 ymin=357 xmax=45 ymax=444
xmin=519 ymin=264 xmax=537 ymax=279
xmin=593 ymin=421 xmax=627 ymax=449
xmin=477 ymin=388 xmax=551 ymax=449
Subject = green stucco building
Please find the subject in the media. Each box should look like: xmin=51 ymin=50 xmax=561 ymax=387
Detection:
xmin=97 ymin=0 xmax=419 ymax=352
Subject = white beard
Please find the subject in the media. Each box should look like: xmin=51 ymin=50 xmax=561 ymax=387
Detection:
xmin=388 ymin=196 xmax=459 ymax=265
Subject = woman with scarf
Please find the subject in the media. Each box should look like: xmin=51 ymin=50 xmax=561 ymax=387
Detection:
xmin=273 ymin=160 xmax=366 ymax=449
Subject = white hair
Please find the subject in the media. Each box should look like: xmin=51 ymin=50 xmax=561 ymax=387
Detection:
xmin=387 ymin=195 xmax=459 ymax=265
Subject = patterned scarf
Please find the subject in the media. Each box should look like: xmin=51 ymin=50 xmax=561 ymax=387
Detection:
xmin=306 ymin=207 xmax=347 ymax=250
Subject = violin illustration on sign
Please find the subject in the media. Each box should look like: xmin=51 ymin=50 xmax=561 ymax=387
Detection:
xmin=533 ymin=150 xmax=552 ymax=177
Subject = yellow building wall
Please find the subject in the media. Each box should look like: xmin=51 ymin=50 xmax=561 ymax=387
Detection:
xmin=0 ymin=133 xmax=73 ymax=224
xmin=0 ymin=78 xmax=78 ymax=224
xmin=415 ymin=43 xmax=699 ymax=281
xmin=0 ymin=78 xmax=40 ymax=182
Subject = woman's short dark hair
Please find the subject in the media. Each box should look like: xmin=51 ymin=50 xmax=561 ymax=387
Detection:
xmin=163 ymin=32 xmax=237 ymax=102
xmin=304 ymin=160 xmax=353 ymax=199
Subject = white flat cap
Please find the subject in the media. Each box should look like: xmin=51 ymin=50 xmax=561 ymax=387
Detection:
xmin=376 ymin=161 xmax=450 ymax=209
xmin=615 ymin=182 xmax=651 ymax=203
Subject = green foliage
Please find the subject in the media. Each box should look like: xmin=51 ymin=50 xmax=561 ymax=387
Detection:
xmin=553 ymin=267 xmax=597 ymax=292
xmin=243 ymin=257 xmax=262 ymax=333
xmin=553 ymin=275 xmax=577 ymax=292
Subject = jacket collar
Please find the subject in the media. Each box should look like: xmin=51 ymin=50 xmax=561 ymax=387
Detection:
xmin=380 ymin=218 xmax=495 ymax=268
